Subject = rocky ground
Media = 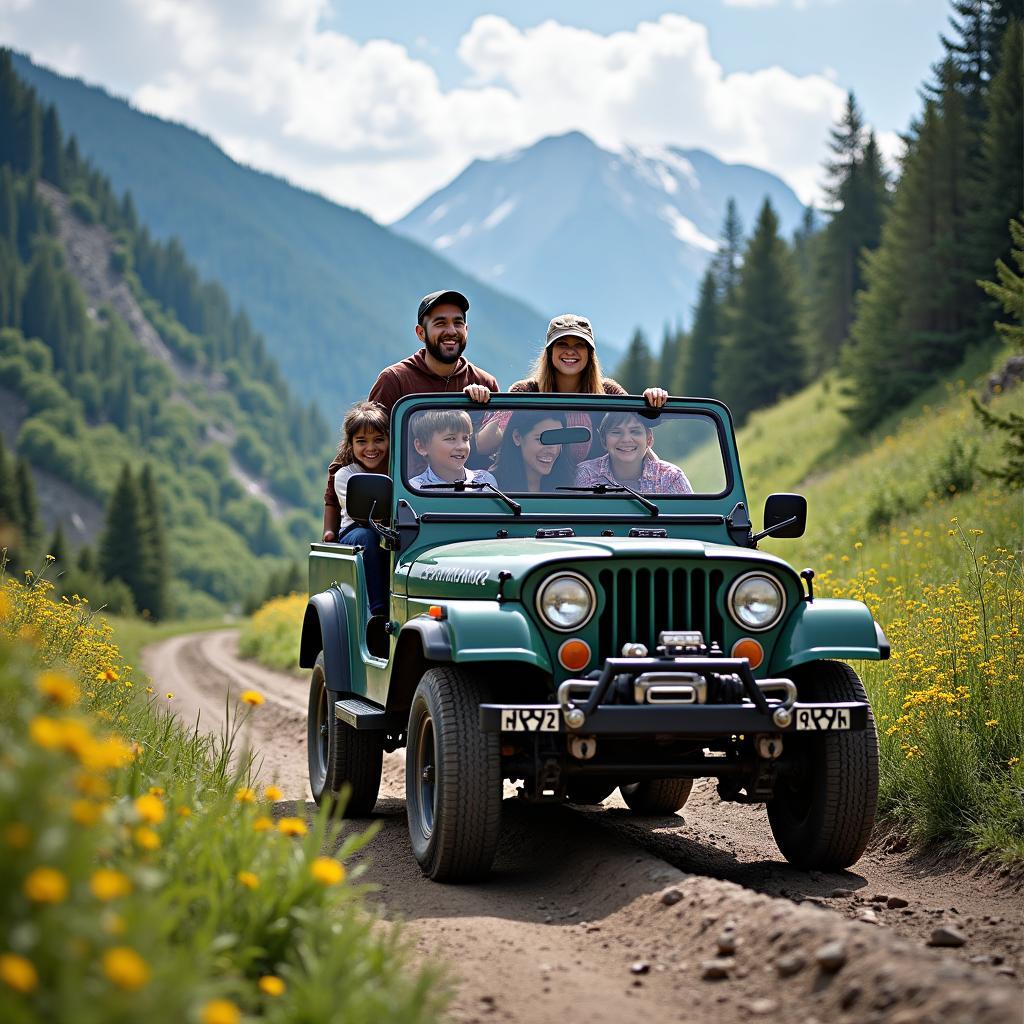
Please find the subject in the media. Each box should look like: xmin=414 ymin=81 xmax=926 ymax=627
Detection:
xmin=145 ymin=630 xmax=1024 ymax=1024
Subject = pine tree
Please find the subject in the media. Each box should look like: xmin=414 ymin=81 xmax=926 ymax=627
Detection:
xmin=615 ymin=329 xmax=655 ymax=393
xmin=77 ymin=544 xmax=95 ymax=575
xmin=0 ymin=434 xmax=17 ymax=527
xmin=20 ymin=244 xmax=69 ymax=364
xmin=979 ymin=216 xmax=1024 ymax=349
xmin=136 ymin=464 xmax=168 ymax=620
xmin=969 ymin=20 xmax=1024 ymax=296
xmin=41 ymin=104 xmax=64 ymax=187
xmin=99 ymin=463 xmax=143 ymax=605
xmin=15 ymin=457 xmax=40 ymax=549
xmin=0 ymin=165 xmax=16 ymax=249
xmin=716 ymin=200 xmax=802 ymax=424
xmin=676 ymin=268 xmax=721 ymax=397
xmin=713 ymin=199 xmax=744 ymax=302
xmin=843 ymin=65 xmax=977 ymax=428
xmin=809 ymin=94 xmax=889 ymax=371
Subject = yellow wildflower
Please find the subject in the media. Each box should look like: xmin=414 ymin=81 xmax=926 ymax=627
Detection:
xmin=259 ymin=975 xmax=286 ymax=996
xmin=90 ymin=868 xmax=132 ymax=901
xmin=148 ymin=786 xmax=165 ymax=797
xmin=277 ymin=817 xmax=307 ymax=837
xmin=29 ymin=715 xmax=63 ymax=750
xmin=176 ymin=806 xmax=192 ymax=818
xmin=133 ymin=826 xmax=160 ymax=850
xmin=263 ymin=785 xmax=283 ymax=801
xmin=237 ymin=871 xmax=260 ymax=890
xmin=0 ymin=953 xmax=38 ymax=993
xmin=71 ymin=800 xmax=103 ymax=826
xmin=134 ymin=794 xmax=165 ymax=824
xmin=74 ymin=772 xmax=111 ymax=798
xmin=310 ymin=857 xmax=345 ymax=886
xmin=252 ymin=816 xmax=273 ymax=832
xmin=985 ymin=719 xmax=999 ymax=728
xmin=24 ymin=867 xmax=68 ymax=903
xmin=1010 ymin=757 xmax=1021 ymax=767
xmin=102 ymin=947 xmax=150 ymax=990
xmin=234 ymin=787 xmax=256 ymax=804
xmin=36 ymin=671 xmax=80 ymax=707
xmin=241 ymin=690 xmax=264 ymax=706
xmin=0 ymin=590 xmax=11 ymax=621
xmin=201 ymin=999 xmax=241 ymax=1024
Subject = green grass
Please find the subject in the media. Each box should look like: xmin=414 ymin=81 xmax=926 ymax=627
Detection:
xmin=101 ymin=615 xmax=228 ymax=673
xmin=717 ymin=346 xmax=1024 ymax=862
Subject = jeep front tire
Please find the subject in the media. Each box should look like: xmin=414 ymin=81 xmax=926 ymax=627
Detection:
xmin=406 ymin=666 xmax=502 ymax=882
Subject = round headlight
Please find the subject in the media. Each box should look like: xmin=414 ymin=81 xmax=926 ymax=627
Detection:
xmin=536 ymin=572 xmax=596 ymax=632
xmin=728 ymin=572 xmax=785 ymax=631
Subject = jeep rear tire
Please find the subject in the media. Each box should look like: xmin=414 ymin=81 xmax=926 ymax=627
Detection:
xmin=307 ymin=651 xmax=383 ymax=816
xmin=619 ymin=778 xmax=693 ymax=815
xmin=406 ymin=666 xmax=502 ymax=882
xmin=767 ymin=660 xmax=878 ymax=870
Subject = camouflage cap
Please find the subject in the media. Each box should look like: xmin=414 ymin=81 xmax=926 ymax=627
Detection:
xmin=546 ymin=313 xmax=595 ymax=348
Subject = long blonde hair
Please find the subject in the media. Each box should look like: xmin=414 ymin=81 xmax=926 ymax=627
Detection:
xmin=528 ymin=343 xmax=608 ymax=394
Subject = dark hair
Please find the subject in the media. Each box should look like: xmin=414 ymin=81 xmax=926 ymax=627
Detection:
xmin=597 ymin=411 xmax=655 ymax=444
xmin=335 ymin=401 xmax=389 ymax=468
xmin=492 ymin=410 xmax=575 ymax=492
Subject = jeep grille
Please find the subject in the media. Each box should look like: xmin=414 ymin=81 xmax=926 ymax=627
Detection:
xmin=596 ymin=567 xmax=726 ymax=660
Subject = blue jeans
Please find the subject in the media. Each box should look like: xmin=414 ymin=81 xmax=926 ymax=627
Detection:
xmin=338 ymin=525 xmax=388 ymax=616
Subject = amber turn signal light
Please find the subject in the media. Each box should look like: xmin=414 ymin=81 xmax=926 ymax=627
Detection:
xmin=731 ymin=637 xmax=764 ymax=669
xmin=427 ymin=605 xmax=445 ymax=620
xmin=558 ymin=638 xmax=591 ymax=672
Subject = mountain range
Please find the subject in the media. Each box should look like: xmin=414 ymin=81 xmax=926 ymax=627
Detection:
xmin=394 ymin=131 xmax=806 ymax=346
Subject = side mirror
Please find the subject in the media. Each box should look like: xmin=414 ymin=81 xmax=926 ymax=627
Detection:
xmin=763 ymin=493 xmax=807 ymax=538
xmin=539 ymin=426 xmax=591 ymax=445
xmin=347 ymin=473 xmax=393 ymax=524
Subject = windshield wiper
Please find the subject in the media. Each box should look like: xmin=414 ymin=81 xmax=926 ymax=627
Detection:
xmin=420 ymin=480 xmax=522 ymax=515
xmin=558 ymin=480 xmax=659 ymax=517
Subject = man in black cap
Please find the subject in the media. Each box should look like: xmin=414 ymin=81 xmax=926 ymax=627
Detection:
xmin=322 ymin=289 xmax=499 ymax=540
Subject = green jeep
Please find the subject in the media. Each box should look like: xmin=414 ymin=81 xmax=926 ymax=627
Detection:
xmin=300 ymin=394 xmax=888 ymax=882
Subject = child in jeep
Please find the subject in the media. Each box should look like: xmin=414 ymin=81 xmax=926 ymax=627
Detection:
xmin=409 ymin=409 xmax=498 ymax=489
xmin=577 ymin=411 xmax=693 ymax=494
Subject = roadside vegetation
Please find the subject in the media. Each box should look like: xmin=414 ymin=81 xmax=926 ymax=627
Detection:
xmin=0 ymin=568 xmax=447 ymax=1022
xmin=238 ymin=594 xmax=306 ymax=674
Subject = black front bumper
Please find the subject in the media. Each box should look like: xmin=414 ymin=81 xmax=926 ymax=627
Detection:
xmin=479 ymin=653 xmax=871 ymax=736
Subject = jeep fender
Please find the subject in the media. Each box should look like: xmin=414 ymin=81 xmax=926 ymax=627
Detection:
xmin=298 ymin=588 xmax=355 ymax=693
xmin=769 ymin=597 xmax=889 ymax=674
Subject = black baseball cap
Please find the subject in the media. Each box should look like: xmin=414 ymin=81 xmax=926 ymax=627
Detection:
xmin=418 ymin=289 xmax=469 ymax=323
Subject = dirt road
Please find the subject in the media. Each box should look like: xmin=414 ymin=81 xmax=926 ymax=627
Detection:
xmin=145 ymin=630 xmax=1024 ymax=1024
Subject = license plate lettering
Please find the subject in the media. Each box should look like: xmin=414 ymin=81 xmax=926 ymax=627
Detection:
xmin=795 ymin=707 xmax=851 ymax=731
xmin=500 ymin=708 xmax=560 ymax=732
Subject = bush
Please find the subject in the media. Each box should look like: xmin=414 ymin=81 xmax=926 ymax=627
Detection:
xmin=928 ymin=436 xmax=977 ymax=499
xmin=0 ymin=572 xmax=446 ymax=1022
xmin=239 ymin=594 xmax=306 ymax=672
xmin=69 ymin=191 xmax=98 ymax=225
xmin=865 ymin=488 xmax=914 ymax=533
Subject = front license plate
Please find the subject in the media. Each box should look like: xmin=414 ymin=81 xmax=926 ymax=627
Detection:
xmin=500 ymin=708 xmax=560 ymax=732
xmin=795 ymin=707 xmax=851 ymax=731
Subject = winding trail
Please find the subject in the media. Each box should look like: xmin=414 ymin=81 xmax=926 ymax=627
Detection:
xmin=144 ymin=630 xmax=1024 ymax=1024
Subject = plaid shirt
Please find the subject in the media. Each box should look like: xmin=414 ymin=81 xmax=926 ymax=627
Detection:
xmin=575 ymin=453 xmax=693 ymax=494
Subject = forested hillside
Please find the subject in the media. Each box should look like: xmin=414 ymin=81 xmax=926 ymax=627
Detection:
xmin=624 ymin=2 xmax=1022 ymax=433
xmin=0 ymin=52 xmax=328 ymax=616
xmin=11 ymin=51 xmax=551 ymax=411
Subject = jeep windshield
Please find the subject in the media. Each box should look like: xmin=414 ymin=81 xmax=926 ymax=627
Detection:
xmin=400 ymin=398 xmax=729 ymax=499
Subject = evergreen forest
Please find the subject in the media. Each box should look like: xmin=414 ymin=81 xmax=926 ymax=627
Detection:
xmin=0 ymin=51 xmax=333 ymax=617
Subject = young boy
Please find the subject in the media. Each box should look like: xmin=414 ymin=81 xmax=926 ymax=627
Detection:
xmin=576 ymin=412 xmax=693 ymax=494
xmin=409 ymin=409 xmax=498 ymax=489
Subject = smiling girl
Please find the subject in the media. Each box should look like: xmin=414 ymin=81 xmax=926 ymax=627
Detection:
xmin=476 ymin=313 xmax=669 ymax=460
xmin=576 ymin=412 xmax=693 ymax=494
xmin=330 ymin=400 xmax=390 ymax=541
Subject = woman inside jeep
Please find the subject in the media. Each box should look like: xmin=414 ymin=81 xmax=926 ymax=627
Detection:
xmin=491 ymin=409 xmax=576 ymax=493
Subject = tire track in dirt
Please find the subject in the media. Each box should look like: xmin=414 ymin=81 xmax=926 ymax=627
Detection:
xmin=143 ymin=631 xmax=1023 ymax=1024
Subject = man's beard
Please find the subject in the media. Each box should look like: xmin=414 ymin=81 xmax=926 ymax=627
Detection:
xmin=425 ymin=331 xmax=466 ymax=365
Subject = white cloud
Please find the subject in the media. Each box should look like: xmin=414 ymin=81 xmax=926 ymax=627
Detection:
xmin=0 ymin=3 xmax=851 ymax=220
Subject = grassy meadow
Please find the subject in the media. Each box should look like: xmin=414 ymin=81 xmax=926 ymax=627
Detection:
xmin=0 ymin=570 xmax=447 ymax=1022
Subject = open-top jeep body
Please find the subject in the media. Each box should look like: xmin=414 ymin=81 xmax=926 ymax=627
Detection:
xmin=300 ymin=394 xmax=888 ymax=881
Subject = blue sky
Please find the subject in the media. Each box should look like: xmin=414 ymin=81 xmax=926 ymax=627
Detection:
xmin=0 ymin=0 xmax=952 ymax=221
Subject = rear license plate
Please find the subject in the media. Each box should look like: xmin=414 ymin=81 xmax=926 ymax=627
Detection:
xmin=795 ymin=708 xmax=851 ymax=731
xmin=500 ymin=708 xmax=560 ymax=732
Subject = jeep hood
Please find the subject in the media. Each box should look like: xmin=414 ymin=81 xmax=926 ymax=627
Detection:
xmin=403 ymin=537 xmax=796 ymax=601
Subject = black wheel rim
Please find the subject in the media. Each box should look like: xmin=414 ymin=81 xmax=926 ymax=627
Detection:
xmin=314 ymin=675 xmax=329 ymax=782
xmin=412 ymin=710 xmax=436 ymax=840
